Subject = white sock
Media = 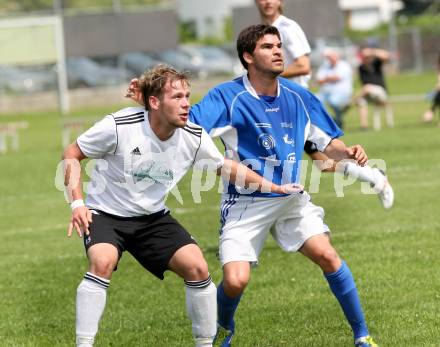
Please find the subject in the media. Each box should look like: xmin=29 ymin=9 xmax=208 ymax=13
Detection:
xmin=373 ymin=108 xmax=381 ymax=131
xmin=386 ymin=105 xmax=394 ymax=128
xmin=185 ymin=275 xmax=217 ymax=347
xmin=340 ymin=162 xmax=384 ymax=188
xmin=76 ymin=272 xmax=110 ymax=346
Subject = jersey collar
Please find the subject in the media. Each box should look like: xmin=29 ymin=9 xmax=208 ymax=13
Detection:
xmin=271 ymin=14 xmax=285 ymax=27
xmin=143 ymin=110 xmax=179 ymax=144
xmin=243 ymin=73 xmax=280 ymax=100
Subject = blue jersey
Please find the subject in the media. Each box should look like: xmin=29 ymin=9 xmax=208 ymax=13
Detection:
xmin=190 ymin=74 xmax=343 ymax=197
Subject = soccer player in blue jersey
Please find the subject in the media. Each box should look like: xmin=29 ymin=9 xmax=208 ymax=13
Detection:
xmin=127 ymin=25 xmax=378 ymax=347
xmin=256 ymin=0 xmax=394 ymax=210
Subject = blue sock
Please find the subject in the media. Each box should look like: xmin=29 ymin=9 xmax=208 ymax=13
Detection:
xmin=325 ymin=261 xmax=369 ymax=339
xmin=217 ymin=282 xmax=242 ymax=332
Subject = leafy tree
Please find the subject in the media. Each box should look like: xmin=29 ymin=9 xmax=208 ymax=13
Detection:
xmin=399 ymin=0 xmax=436 ymax=16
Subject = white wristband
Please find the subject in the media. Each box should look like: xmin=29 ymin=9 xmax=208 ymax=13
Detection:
xmin=70 ymin=199 xmax=85 ymax=211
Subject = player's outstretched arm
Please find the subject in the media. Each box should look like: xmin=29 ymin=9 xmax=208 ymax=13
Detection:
xmin=62 ymin=143 xmax=92 ymax=238
xmin=323 ymin=138 xmax=368 ymax=166
xmin=218 ymin=159 xmax=303 ymax=194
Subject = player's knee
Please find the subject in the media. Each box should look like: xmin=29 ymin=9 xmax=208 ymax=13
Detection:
xmin=223 ymin=273 xmax=248 ymax=297
xmin=317 ymin=248 xmax=340 ymax=272
xmin=89 ymin=258 xmax=116 ymax=279
xmin=356 ymin=97 xmax=367 ymax=107
xmin=184 ymin=259 xmax=209 ymax=281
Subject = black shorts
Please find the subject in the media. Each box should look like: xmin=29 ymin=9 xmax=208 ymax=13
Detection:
xmin=432 ymin=90 xmax=440 ymax=110
xmin=84 ymin=209 xmax=197 ymax=280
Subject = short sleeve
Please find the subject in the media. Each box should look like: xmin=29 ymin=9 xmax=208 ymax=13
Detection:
xmin=282 ymin=21 xmax=311 ymax=60
xmin=306 ymin=93 xmax=344 ymax=151
xmin=339 ymin=61 xmax=352 ymax=78
xmin=77 ymin=115 xmax=117 ymax=158
xmin=189 ymin=87 xmax=231 ymax=136
xmin=193 ymin=129 xmax=224 ymax=171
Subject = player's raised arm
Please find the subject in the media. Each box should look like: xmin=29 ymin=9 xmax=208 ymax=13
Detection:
xmin=62 ymin=142 xmax=92 ymax=238
xmin=362 ymin=47 xmax=390 ymax=62
xmin=125 ymin=78 xmax=144 ymax=106
xmin=218 ymin=159 xmax=303 ymax=195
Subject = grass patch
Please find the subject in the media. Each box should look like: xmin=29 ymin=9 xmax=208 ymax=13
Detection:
xmin=0 ymin=72 xmax=439 ymax=346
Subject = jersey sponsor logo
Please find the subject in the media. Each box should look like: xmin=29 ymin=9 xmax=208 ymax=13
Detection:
xmin=282 ymin=134 xmax=294 ymax=146
xmin=255 ymin=122 xmax=272 ymax=128
xmin=287 ymin=152 xmax=296 ymax=163
xmin=265 ymin=106 xmax=280 ymax=113
xmin=131 ymin=147 xmax=141 ymax=155
xmin=281 ymin=122 xmax=293 ymax=128
xmin=258 ymin=134 xmax=276 ymax=150
xmin=133 ymin=161 xmax=174 ymax=185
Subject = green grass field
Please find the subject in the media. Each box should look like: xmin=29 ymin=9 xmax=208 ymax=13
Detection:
xmin=0 ymin=72 xmax=439 ymax=346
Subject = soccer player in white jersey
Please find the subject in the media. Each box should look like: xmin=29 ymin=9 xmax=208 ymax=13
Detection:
xmin=255 ymin=0 xmax=311 ymax=87
xmin=255 ymin=0 xmax=394 ymax=209
xmin=62 ymin=65 xmax=299 ymax=347
xmin=126 ymin=26 xmax=379 ymax=347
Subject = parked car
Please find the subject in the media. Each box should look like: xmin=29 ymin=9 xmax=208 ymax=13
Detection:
xmin=153 ymin=48 xmax=205 ymax=78
xmin=154 ymin=45 xmax=242 ymax=79
xmin=66 ymin=57 xmax=127 ymax=88
xmin=119 ymin=52 xmax=160 ymax=77
xmin=180 ymin=45 xmax=243 ymax=76
xmin=0 ymin=64 xmax=56 ymax=94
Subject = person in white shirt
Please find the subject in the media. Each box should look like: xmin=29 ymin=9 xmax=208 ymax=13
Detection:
xmin=316 ymin=48 xmax=353 ymax=129
xmin=62 ymin=64 xmax=298 ymax=347
xmin=255 ymin=0 xmax=311 ymax=87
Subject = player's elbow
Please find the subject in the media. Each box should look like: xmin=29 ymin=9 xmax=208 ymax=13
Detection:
xmin=62 ymin=144 xmax=74 ymax=160
xmin=301 ymin=64 xmax=311 ymax=75
xmin=63 ymin=142 xmax=85 ymax=161
xmin=297 ymin=56 xmax=311 ymax=74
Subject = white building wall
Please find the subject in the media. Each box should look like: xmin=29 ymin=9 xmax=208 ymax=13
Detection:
xmin=338 ymin=0 xmax=403 ymax=30
xmin=177 ymin=0 xmax=252 ymax=38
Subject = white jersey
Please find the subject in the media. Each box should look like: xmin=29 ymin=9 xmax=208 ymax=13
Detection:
xmin=316 ymin=60 xmax=353 ymax=96
xmin=77 ymin=107 xmax=224 ymax=217
xmin=272 ymin=15 xmax=311 ymax=88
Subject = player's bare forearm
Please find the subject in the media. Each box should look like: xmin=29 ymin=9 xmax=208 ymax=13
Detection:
xmin=281 ymin=55 xmax=311 ymax=78
xmin=363 ymin=48 xmax=390 ymax=62
xmin=308 ymin=151 xmax=337 ymax=173
xmin=62 ymin=143 xmax=92 ymax=237
xmin=62 ymin=142 xmax=86 ymax=202
xmin=219 ymin=159 xmax=303 ymax=194
xmin=219 ymin=159 xmax=272 ymax=192
xmin=317 ymin=75 xmax=340 ymax=85
xmin=374 ymin=48 xmax=391 ymax=62
xmin=323 ymin=139 xmax=368 ymax=166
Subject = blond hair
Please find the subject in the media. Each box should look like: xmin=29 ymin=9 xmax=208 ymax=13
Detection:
xmin=139 ymin=64 xmax=190 ymax=111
